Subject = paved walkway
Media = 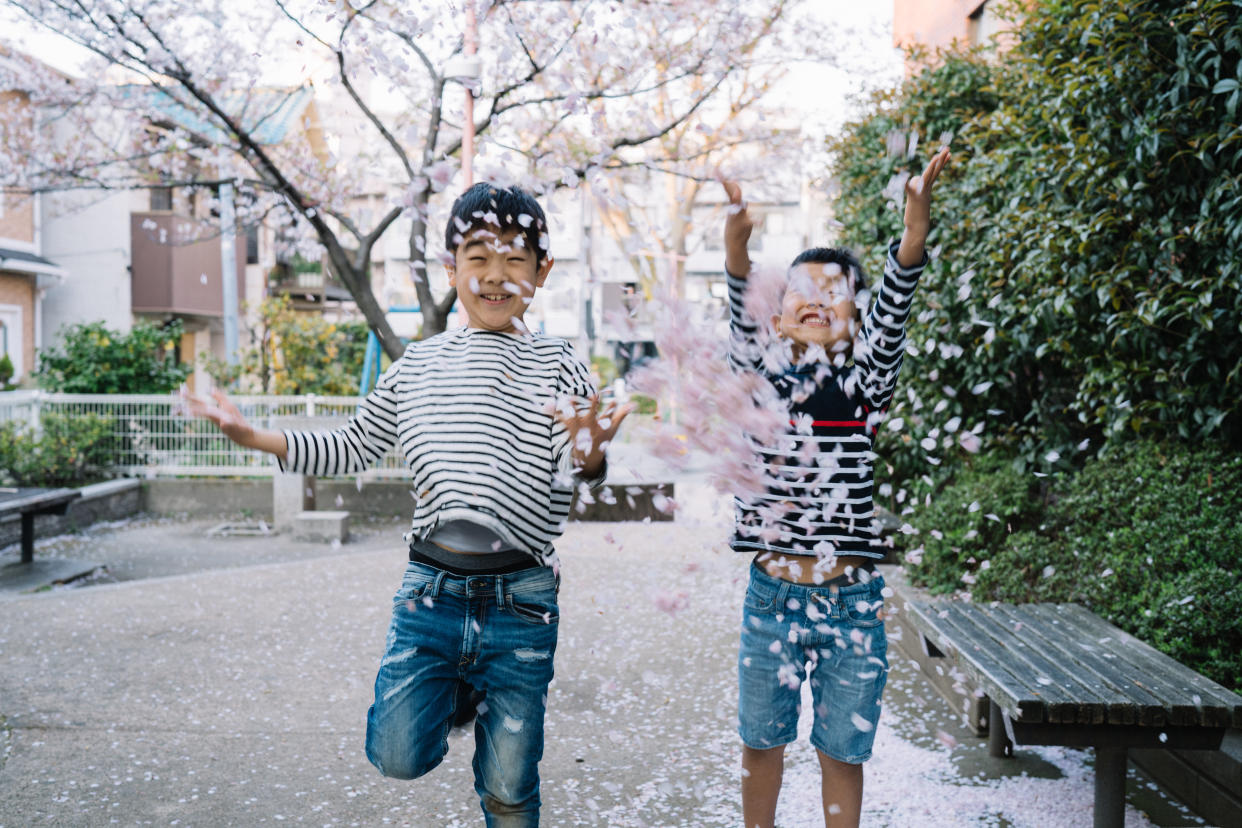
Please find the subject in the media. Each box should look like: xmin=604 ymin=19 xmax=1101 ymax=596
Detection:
xmin=0 ymin=515 xmax=1204 ymax=827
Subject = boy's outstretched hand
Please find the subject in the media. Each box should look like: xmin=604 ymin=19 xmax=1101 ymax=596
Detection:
xmin=553 ymin=395 xmax=636 ymax=480
xmin=720 ymin=178 xmax=754 ymax=279
xmin=897 ymin=146 xmax=951 ymax=268
xmin=183 ymin=387 xmax=288 ymax=461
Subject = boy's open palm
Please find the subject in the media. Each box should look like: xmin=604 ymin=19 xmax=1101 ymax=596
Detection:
xmin=184 ymin=388 xmax=256 ymax=446
xmin=553 ymin=395 xmax=636 ymax=474
xmin=904 ymin=146 xmax=952 ymax=231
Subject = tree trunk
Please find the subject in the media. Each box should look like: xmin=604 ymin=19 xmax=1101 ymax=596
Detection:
xmin=408 ymin=206 xmax=456 ymax=339
xmin=348 ymin=264 xmax=406 ymax=361
xmin=324 ymin=246 xmax=406 ymax=362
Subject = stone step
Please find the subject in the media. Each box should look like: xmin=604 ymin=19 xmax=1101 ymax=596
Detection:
xmin=293 ymin=510 xmax=349 ymax=544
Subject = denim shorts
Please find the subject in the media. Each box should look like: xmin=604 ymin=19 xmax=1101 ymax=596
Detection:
xmin=737 ymin=561 xmax=889 ymax=763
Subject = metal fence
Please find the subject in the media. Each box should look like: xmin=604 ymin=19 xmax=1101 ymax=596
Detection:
xmin=0 ymin=390 xmax=410 ymax=478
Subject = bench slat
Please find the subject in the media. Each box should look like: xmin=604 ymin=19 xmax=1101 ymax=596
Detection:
xmin=906 ymin=600 xmax=1046 ymax=723
xmin=1057 ymin=604 xmax=1242 ymax=728
xmin=1051 ymin=604 xmax=1227 ymax=727
xmin=951 ymin=603 xmax=1106 ymax=725
xmin=994 ymin=603 xmax=1156 ymax=726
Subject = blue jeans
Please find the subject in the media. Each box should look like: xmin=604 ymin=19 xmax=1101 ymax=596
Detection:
xmin=738 ymin=562 xmax=889 ymax=763
xmin=365 ymin=556 xmax=559 ymax=828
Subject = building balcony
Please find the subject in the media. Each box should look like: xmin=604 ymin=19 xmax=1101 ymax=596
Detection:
xmin=266 ymin=256 xmax=352 ymax=310
xmin=130 ymin=212 xmax=247 ymax=318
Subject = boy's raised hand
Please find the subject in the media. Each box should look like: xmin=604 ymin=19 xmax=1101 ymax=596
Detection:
xmin=904 ymin=145 xmax=951 ymax=228
xmin=183 ymin=387 xmax=257 ymax=446
xmin=721 ymin=178 xmax=754 ymax=279
xmin=898 ymin=146 xmax=951 ymax=268
xmin=553 ymin=395 xmax=636 ymax=480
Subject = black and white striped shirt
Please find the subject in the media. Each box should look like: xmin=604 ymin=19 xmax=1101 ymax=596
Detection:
xmin=728 ymin=242 xmax=927 ymax=559
xmin=279 ymin=327 xmax=600 ymax=562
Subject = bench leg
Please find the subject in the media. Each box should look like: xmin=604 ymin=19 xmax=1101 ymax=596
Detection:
xmin=987 ymin=699 xmax=1012 ymax=758
xmin=1093 ymin=746 xmax=1126 ymax=828
xmin=21 ymin=512 xmax=35 ymax=564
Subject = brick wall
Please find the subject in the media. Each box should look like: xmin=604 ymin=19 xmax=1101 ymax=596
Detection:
xmin=0 ymin=88 xmax=36 ymax=246
xmin=0 ymin=272 xmax=35 ymax=375
xmin=0 ymin=189 xmax=36 ymax=247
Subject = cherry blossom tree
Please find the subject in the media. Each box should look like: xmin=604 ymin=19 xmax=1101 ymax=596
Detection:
xmin=0 ymin=0 xmax=826 ymax=358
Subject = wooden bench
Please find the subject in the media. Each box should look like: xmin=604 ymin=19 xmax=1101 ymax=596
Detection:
xmin=904 ymin=600 xmax=1242 ymax=828
xmin=0 ymin=487 xmax=83 ymax=564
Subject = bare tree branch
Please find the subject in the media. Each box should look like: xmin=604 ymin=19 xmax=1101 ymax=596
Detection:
xmin=334 ymin=10 xmax=416 ymax=179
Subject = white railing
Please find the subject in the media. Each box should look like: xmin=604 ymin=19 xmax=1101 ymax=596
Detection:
xmin=0 ymin=390 xmax=410 ymax=478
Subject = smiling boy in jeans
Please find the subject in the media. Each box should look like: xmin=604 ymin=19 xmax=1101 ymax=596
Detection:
xmin=721 ymin=147 xmax=950 ymax=828
xmin=188 ymin=182 xmax=632 ymax=827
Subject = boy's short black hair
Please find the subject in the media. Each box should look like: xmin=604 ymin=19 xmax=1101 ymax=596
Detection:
xmin=445 ymin=182 xmax=550 ymax=266
xmin=789 ymin=247 xmax=868 ymax=292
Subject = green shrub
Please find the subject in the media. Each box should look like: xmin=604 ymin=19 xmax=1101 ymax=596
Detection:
xmin=830 ymin=0 xmax=1242 ymax=493
xmin=901 ymin=442 xmax=1242 ymax=691
xmin=38 ymin=320 xmax=190 ymax=394
xmin=631 ymin=393 xmax=658 ymax=416
xmin=0 ymin=412 xmax=113 ymax=487
xmin=232 ymin=296 xmax=371 ymax=395
xmin=591 ymin=355 xmax=618 ymax=387
xmin=898 ymin=451 xmax=1045 ymax=595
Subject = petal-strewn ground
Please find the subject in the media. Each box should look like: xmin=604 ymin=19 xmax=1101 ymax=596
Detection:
xmin=0 ymin=516 xmax=1204 ymax=826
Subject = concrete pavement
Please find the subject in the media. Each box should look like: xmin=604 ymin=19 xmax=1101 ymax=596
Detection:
xmin=0 ymin=513 xmax=1203 ymax=827
xmin=0 ymin=520 xmax=750 ymax=827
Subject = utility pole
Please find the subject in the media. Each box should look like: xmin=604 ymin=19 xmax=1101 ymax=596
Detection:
xmin=219 ymin=180 xmax=239 ymax=368
xmin=463 ymin=1 xmax=477 ymax=187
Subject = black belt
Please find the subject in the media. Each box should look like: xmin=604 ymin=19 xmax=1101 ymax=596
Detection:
xmin=409 ymin=541 xmax=541 ymax=576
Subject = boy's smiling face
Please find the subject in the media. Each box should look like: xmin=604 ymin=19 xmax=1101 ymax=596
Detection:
xmin=447 ymin=226 xmax=553 ymax=333
xmin=771 ymin=262 xmax=857 ymax=356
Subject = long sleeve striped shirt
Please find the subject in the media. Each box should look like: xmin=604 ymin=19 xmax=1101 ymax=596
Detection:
xmin=728 ymin=242 xmax=928 ymax=559
xmin=278 ymin=327 xmax=601 ymax=563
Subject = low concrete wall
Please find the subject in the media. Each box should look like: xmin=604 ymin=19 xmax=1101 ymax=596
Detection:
xmin=884 ymin=564 xmax=1242 ymax=826
xmin=0 ymin=480 xmax=143 ymax=549
xmin=141 ymin=478 xmax=674 ymax=523
xmin=142 ymin=479 xmax=273 ymax=518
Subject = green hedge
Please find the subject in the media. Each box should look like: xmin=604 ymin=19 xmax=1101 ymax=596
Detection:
xmin=900 ymin=442 xmax=1242 ymax=692
xmin=829 ymin=0 xmax=1242 ymax=493
xmin=38 ymin=320 xmax=190 ymax=394
xmin=0 ymin=413 xmax=113 ymax=487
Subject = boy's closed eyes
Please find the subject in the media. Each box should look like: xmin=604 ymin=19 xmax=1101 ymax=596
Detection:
xmin=772 ymin=262 xmax=859 ymax=353
xmin=448 ymin=226 xmax=553 ymax=332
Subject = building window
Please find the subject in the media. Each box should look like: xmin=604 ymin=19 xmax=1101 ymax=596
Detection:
xmin=150 ymin=186 xmax=173 ymax=211
xmin=968 ymin=1 xmax=999 ymax=47
xmin=245 ymin=225 xmax=260 ymax=264
xmin=0 ymin=304 xmax=22 ymax=382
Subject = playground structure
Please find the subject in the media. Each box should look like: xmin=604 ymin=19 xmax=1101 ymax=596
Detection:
xmin=357 ymin=305 xmax=422 ymax=395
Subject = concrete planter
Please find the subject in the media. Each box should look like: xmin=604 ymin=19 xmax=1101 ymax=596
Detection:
xmin=139 ymin=477 xmax=673 ymax=524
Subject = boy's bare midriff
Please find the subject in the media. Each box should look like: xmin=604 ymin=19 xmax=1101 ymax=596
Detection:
xmin=757 ymin=552 xmax=872 ymax=585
